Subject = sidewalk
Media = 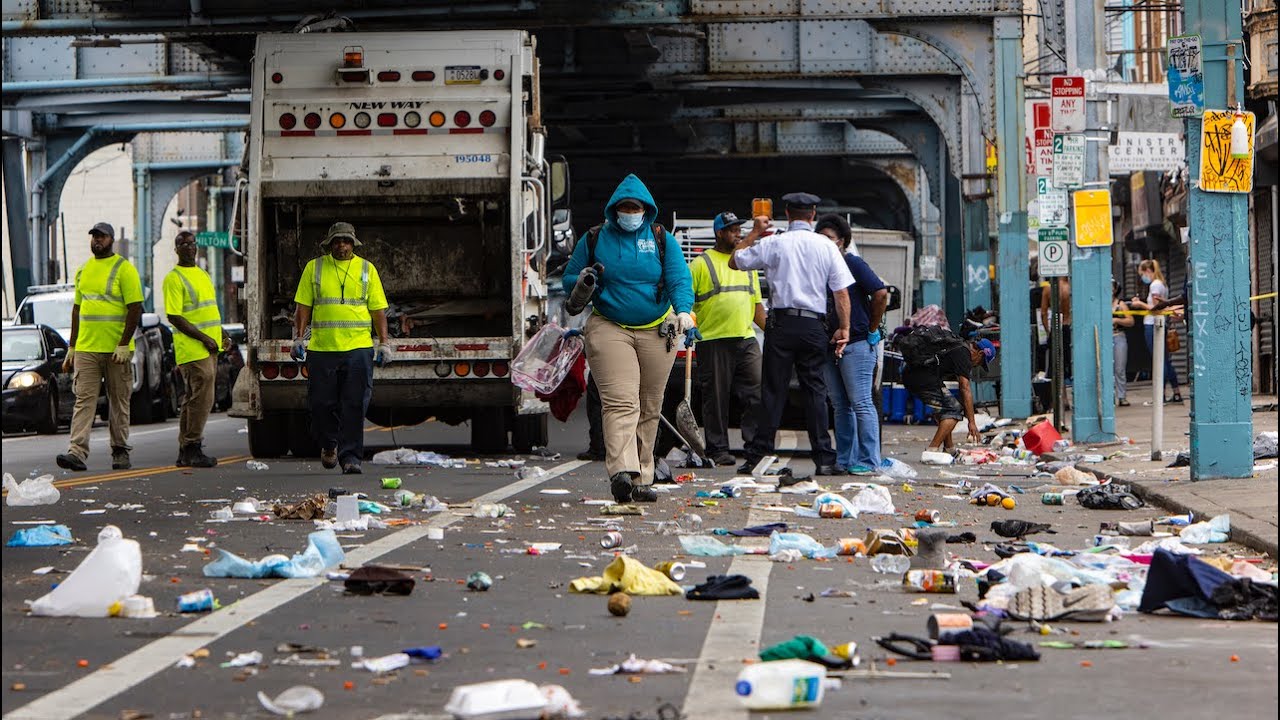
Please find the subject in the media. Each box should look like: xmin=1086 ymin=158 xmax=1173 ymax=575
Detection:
xmin=1045 ymin=385 xmax=1278 ymax=557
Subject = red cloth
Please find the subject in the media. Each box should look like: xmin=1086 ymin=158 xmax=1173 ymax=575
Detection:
xmin=536 ymin=351 xmax=587 ymax=421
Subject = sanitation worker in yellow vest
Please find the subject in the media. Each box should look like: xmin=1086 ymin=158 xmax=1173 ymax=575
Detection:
xmin=163 ymin=230 xmax=225 ymax=468
xmin=292 ymin=222 xmax=392 ymax=475
xmin=56 ymin=222 xmax=144 ymax=472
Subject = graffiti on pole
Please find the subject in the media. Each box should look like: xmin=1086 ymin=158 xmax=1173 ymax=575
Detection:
xmin=1167 ymin=35 xmax=1204 ymax=118
xmin=1198 ymin=109 xmax=1255 ymax=194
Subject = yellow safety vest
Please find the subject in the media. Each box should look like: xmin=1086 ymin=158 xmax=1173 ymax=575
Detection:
xmin=690 ymin=250 xmax=760 ymax=341
xmin=163 ymin=265 xmax=224 ymax=365
xmin=74 ymin=255 xmax=143 ymax=352
xmin=296 ymin=255 xmax=387 ymax=352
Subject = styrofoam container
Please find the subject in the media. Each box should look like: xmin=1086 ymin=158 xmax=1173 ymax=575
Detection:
xmin=443 ymin=679 xmax=548 ymax=720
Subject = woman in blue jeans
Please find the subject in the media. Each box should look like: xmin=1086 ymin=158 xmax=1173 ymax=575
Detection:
xmin=816 ymin=215 xmax=890 ymax=475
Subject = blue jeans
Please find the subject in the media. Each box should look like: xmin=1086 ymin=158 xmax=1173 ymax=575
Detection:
xmin=1143 ymin=325 xmax=1180 ymax=390
xmin=307 ymin=348 xmax=374 ymax=465
xmin=822 ymin=340 xmax=881 ymax=469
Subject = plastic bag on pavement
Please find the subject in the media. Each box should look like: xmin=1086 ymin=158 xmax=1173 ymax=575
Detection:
xmin=849 ymin=484 xmax=895 ymax=515
xmin=203 ymin=530 xmax=344 ymax=579
xmin=258 ymin=686 xmax=324 ymax=716
xmin=679 ymin=535 xmax=747 ymax=557
xmin=769 ymin=531 xmax=836 ymax=559
xmin=1054 ymin=466 xmax=1098 ymax=485
xmin=879 ymin=457 xmax=918 ymax=479
xmin=1178 ymin=514 xmax=1230 ymax=544
xmin=568 ymin=555 xmax=683 ymax=596
xmin=7 ymin=524 xmax=73 ymax=547
xmin=29 ymin=525 xmax=141 ymax=617
xmin=1254 ymin=431 xmax=1278 ymax=459
xmin=1076 ymin=483 xmax=1144 ymax=510
xmin=3 ymin=473 xmax=60 ymax=506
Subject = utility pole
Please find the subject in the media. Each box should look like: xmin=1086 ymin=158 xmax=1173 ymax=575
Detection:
xmin=1067 ymin=0 xmax=1117 ymax=443
xmin=1184 ymin=0 xmax=1253 ymax=479
xmin=995 ymin=15 xmax=1032 ymax=419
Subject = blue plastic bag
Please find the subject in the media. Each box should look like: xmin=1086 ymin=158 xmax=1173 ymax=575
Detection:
xmin=203 ymin=529 xmax=344 ymax=578
xmin=7 ymin=524 xmax=73 ymax=547
xmin=768 ymin=531 xmax=836 ymax=559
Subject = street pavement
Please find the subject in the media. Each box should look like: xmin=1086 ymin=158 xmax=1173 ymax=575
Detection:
xmin=2 ymin=405 xmax=1277 ymax=720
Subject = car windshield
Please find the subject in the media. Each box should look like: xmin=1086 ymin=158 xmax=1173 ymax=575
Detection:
xmin=22 ymin=297 xmax=74 ymax=330
xmin=2 ymin=330 xmax=44 ymax=363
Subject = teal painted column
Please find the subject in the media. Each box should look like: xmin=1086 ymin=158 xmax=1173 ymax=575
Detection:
xmin=1185 ymin=0 xmax=1253 ymax=480
xmin=964 ymin=198 xmax=993 ymax=312
xmin=944 ymin=171 xmax=965 ymax=327
xmin=995 ymin=15 xmax=1031 ymax=418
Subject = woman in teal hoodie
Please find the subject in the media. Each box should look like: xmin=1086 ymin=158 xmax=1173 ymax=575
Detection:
xmin=562 ymin=174 xmax=695 ymax=502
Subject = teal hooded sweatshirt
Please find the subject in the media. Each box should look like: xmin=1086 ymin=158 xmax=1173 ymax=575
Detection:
xmin=561 ymin=174 xmax=693 ymax=327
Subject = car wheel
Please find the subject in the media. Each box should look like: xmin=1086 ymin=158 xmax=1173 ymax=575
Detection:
xmin=35 ymin=388 xmax=59 ymax=435
xmin=130 ymin=375 xmax=155 ymax=425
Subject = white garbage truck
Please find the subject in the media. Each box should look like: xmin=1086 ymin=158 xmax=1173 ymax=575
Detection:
xmin=229 ymin=30 xmax=561 ymax=457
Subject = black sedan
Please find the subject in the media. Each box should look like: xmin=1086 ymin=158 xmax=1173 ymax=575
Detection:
xmin=2 ymin=324 xmax=75 ymax=434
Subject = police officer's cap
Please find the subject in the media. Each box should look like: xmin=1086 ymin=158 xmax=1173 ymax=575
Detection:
xmin=89 ymin=222 xmax=115 ymax=238
xmin=713 ymin=211 xmax=747 ymax=232
xmin=782 ymin=192 xmax=821 ymax=210
xmin=322 ymin=221 xmax=362 ymax=248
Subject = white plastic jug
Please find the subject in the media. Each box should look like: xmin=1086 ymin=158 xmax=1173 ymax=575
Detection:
xmin=30 ymin=525 xmax=142 ymax=617
xmin=735 ymin=659 xmax=827 ymax=710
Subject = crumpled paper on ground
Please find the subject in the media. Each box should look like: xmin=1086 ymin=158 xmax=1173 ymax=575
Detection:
xmin=273 ymin=494 xmax=328 ymax=520
xmin=569 ymin=555 xmax=683 ymax=595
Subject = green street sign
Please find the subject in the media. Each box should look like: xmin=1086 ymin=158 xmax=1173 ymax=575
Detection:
xmin=195 ymin=231 xmax=233 ymax=249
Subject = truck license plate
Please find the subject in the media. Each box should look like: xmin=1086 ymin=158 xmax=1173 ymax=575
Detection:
xmin=445 ymin=66 xmax=482 ymax=85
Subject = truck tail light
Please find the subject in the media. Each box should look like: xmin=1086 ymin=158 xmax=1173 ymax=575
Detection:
xmin=279 ymin=113 xmax=297 ymax=130
xmin=301 ymin=365 xmax=309 ymax=378
xmin=304 ymin=112 xmax=322 ymax=129
xmin=377 ymin=70 xmax=401 ymax=82
xmin=479 ymin=110 xmax=496 ymax=127
xmin=492 ymin=361 xmax=509 ymax=378
xmin=429 ymin=111 xmax=446 ymax=128
xmin=353 ymin=112 xmax=371 ymax=129
xmin=271 ymin=72 xmax=284 ymax=84
xmin=261 ymin=362 xmax=279 ymax=379
xmin=281 ymin=363 xmax=299 ymax=379
xmin=329 ymin=113 xmax=346 ymax=129
xmin=403 ymin=111 xmax=421 ymax=128
xmin=377 ymin=113 xmax=397 ymax=127
xmin=454 ymin=362 xmax=471 ymax=377
xmin=454 ymin=111 xmax=471 ymax=127
xmin=343 ymin=47 xmax=364 ymax=68
xmin=434 ymin=362 xmax=452 ymax=377
xmin=412 ymin=70 xmax=435 ymax=82
xmin=473 ymin=361 xmax=491 ymax=378
xmin=494 ymin=69 xmax=505 ymax=81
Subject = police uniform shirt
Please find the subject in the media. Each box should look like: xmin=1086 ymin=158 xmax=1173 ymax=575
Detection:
xmin=733 ymin=221 xmax=854 ymax=315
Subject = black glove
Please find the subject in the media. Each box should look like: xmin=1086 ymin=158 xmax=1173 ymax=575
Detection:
xmin=565 ymin=264 xmax=602 ymax=316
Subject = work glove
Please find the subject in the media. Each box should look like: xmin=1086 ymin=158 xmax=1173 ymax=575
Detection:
xmin=562 ymin=328 xmax=583 ymax=340
xmin=291 ymin=338 xmax=307 ymax=362
xmin=867 ymin=329 xmax=882 ymax=347
xmin=111 ymin=345 xmax=132 ymax=365
xmin=62 ymin=347 xmax=75 ymax=373
xmin=374 ymin=342 xmax=394 ymax=367
xmin=684 ymin=327 xmax=703 ymax=347
xmin=675 ymin=312 xmax=696 ymax=335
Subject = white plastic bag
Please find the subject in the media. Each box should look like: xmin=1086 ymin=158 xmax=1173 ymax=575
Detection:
xmin=29 ymin=525 xmax=141 ymax=617
xmin=1178 ymin=514 xmax=1230 ymax=544
xmin=848 ymin=484 xmax=895 ymax=516
xmin=258 ymin=686 xmax=324 ymax=716
xmin=4 ymin=473 xmax=60 ymax=506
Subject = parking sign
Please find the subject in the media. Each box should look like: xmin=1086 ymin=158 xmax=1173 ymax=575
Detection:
xmin=1051 ymin=76 xmax=1086 ymax=133
xmin=1038 ymin=228 xmax=1070 ymax=277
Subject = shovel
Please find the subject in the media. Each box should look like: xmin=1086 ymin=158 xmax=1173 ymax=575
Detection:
xmin=673 ymin=342 xmax=706 ymax=459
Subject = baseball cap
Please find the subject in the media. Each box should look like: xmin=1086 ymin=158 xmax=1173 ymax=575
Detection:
xmin=975 ymin=338 xmax=997 ymax=369
xmin=89 ymin=222 xmax=115 ymax=238
xmin=713 ymin=211 xmax=747 ymax=232
xmin=322 ymin=221 xmax=361 ymax=247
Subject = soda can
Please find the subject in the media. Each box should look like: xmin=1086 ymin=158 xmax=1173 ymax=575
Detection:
xmin=902 ymin=570 xmax=957 ymax=593
xmin=177 ymin=588 xmax=216 ymax=613
xmin=927 ymin=612 xmax=974 ymax=640
xmin=381 ymin=477 xmax=402 ymax=490
xmin=1041 ymin=492 xmax=1065 ymax=505
xmin=654 ymin=561 xmax=686 ymax=581
xmin=720 ymin=485 xmax=743 ymax=498
xmin=914 ymin=509 xmax=940 ymax=524
xmin=600 ymin=531 xmax=623 ymax=549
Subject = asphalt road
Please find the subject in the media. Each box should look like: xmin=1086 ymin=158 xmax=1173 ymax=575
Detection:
xmin=1 ymin=409 xmax=1276 ymax=720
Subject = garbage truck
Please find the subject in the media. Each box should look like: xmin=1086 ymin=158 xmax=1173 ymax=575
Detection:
xmin=229 ymin=30 xmax=562 ymax=457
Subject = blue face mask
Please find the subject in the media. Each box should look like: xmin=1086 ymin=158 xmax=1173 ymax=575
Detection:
xmin=1141 ymin=275 xmax=1153 ymax=285
xmin=616 ymin=211 xmax=644 ymax=232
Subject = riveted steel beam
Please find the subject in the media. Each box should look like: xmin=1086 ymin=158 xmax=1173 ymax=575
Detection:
xmin=702 ymin=19 xmax=962 ymax=76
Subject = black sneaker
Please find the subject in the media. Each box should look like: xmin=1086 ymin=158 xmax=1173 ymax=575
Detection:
xmin=111 ymin=448 xmax=131 ymax=470
xmin=711 ymin=452 xmax=737 ymax=467
xmin=631 ymin=485 xmax=658 ymax=502
xmin=186 ymin=444 xmax=218 ymax=468
xmin=576 ymin=449 xmax=605 ymax=462
xmin=736 ymin=460 xmax=760 ymax=474
xmin=609 ymin=472 xmax=634 ymax=503
xmin=342 ymin=462 xmax=363 ymax=475
xmin=56 ymin=453 xmax=87 ymax=472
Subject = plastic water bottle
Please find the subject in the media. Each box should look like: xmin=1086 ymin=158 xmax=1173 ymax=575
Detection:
xmin=870 ymin=554 xmax=911 ymax=574
xmin=735 ymin=659 xmax=827 ymax=710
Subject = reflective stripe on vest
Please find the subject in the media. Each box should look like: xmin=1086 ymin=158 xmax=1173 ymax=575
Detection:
xmin=693 ymin=252 xmax=756 ymax=302
xmin=313 ymin=257 xmax=370 ymax=306
xmin=80 ymin=257 xmax=128 ymax=323
xmin=175 ymin=271 xmax=218 ymax=313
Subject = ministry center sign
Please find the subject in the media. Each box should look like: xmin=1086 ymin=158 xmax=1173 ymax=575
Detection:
xmin=1108 ymin=132 xmax=1185 ymax=173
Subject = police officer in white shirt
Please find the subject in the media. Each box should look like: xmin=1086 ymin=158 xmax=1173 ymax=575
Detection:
xmin=730 ymin=192 xmax=854 ymax=475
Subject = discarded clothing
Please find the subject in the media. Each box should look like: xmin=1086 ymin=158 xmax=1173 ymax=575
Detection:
xmin=1138 ymin=548 xmax=1234 ymax=617
xmin=1076 ymin=483 xmax=1144 ymax=510
xmin=569 ymin=555 xmax=683 ymax=596
xmin=535 ymin=350 xmax=587 ymax=421
xmin=758 ymin=635 xmax=851 ymax=669
xmin=344 ymin=565 xmax=415 ymax=596
xmin=685 ymin=574 xmax=759 ymax=601
xmin=945 ymin=627 xmax=1041 ymax=662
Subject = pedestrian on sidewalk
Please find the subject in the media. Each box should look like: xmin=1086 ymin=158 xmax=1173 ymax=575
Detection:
xmin=730 ymin=193 xmax=853 ymax=476
xmin=292 ymin=222 xmax=393 ymax=475
xmin=55 ymin=223 xmax=143 ymax=473
xmin=163 ymin=230 xmax=224 ymax=467
xmin=1112 ymin=280 xmax=1134 ymax=407
xmin=561 ymin=174 xmax=693 ymax=503
xmin=688 ymin=211 xmax=765 ymax=467
xmin=1129 ymin=259 xmax=1182 ymax=403
xmin=815 ymin=214 xmax=888 ymax=475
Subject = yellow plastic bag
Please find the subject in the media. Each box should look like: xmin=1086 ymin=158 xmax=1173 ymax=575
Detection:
xmin=569 ymin=555 xmax=683 ymax=596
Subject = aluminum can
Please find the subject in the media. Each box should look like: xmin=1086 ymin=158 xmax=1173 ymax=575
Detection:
xmin=927 ymin=612 xmax=974 ymax=640
xmin=177 ymin=588 xmax=216 ymax=613
xmin=1042 ymin=492 xmax=1065 ymax=505
xmin=914 ymin=509 xmax=940 ymax=524
xmin=381 ymin=477 xmax=402 ymax=490
xmin=720 ymin=485 xmax=743 ymax=498
xmin=654 ymin=561 xmax=686 ymax=581
xmin=600 ymin=531 xmax=623 ymax=549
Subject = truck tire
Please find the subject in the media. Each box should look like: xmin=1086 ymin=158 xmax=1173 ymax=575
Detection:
xmin=470 ymin=407 xmax=508 ymax=454
xmin=288 ymin=412 xmax=320 ymax=458
xmin=511 ymin=413 xmax=548 ymax=453
xmin=248 ymin=413 xmax=291 ymax=458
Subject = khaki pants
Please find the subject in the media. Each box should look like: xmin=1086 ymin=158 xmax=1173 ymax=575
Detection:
xmin=179 ymin=355 xmax=216 ymax=447
xmin=68 ymin=351 xmax=132 ymax=461
xmin=583 ymin=313 xmax=676 ymax=486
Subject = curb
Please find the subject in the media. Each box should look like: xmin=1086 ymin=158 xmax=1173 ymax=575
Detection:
xmin=1044 ymin=453 xmax=1278 ymax=557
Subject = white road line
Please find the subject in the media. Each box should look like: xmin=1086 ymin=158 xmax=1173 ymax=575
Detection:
xmin=681 ymin=430 xmax=796 ymax=719
xmin=3 ymin=459 xmax=589 ymax=720
xmin=2 ymin=418 xmax=235 ymax=444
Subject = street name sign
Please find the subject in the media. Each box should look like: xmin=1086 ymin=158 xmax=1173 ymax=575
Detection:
xmin=195 ymin=231 xmax=233 ymax=249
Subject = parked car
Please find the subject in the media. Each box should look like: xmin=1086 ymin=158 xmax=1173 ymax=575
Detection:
xmin=215 ymin=323 xmax=246 ymax=411
xmin=13 ymin=283 xmax=180 ymax=423
xmin=2 ymin=324 xmax=75 ymax=434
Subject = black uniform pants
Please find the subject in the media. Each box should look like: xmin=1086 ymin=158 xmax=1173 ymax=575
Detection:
xmin=307 ymin=348 xmax=374 ymax=466
xmin=696 ymin=337 xmax=762 ymax=456
xmin=745 ymin=314 xmax=836 ymax=467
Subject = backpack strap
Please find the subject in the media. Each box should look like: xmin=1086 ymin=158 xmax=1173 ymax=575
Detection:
xmin=586 ymin=225 xmax=603 ymax=267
